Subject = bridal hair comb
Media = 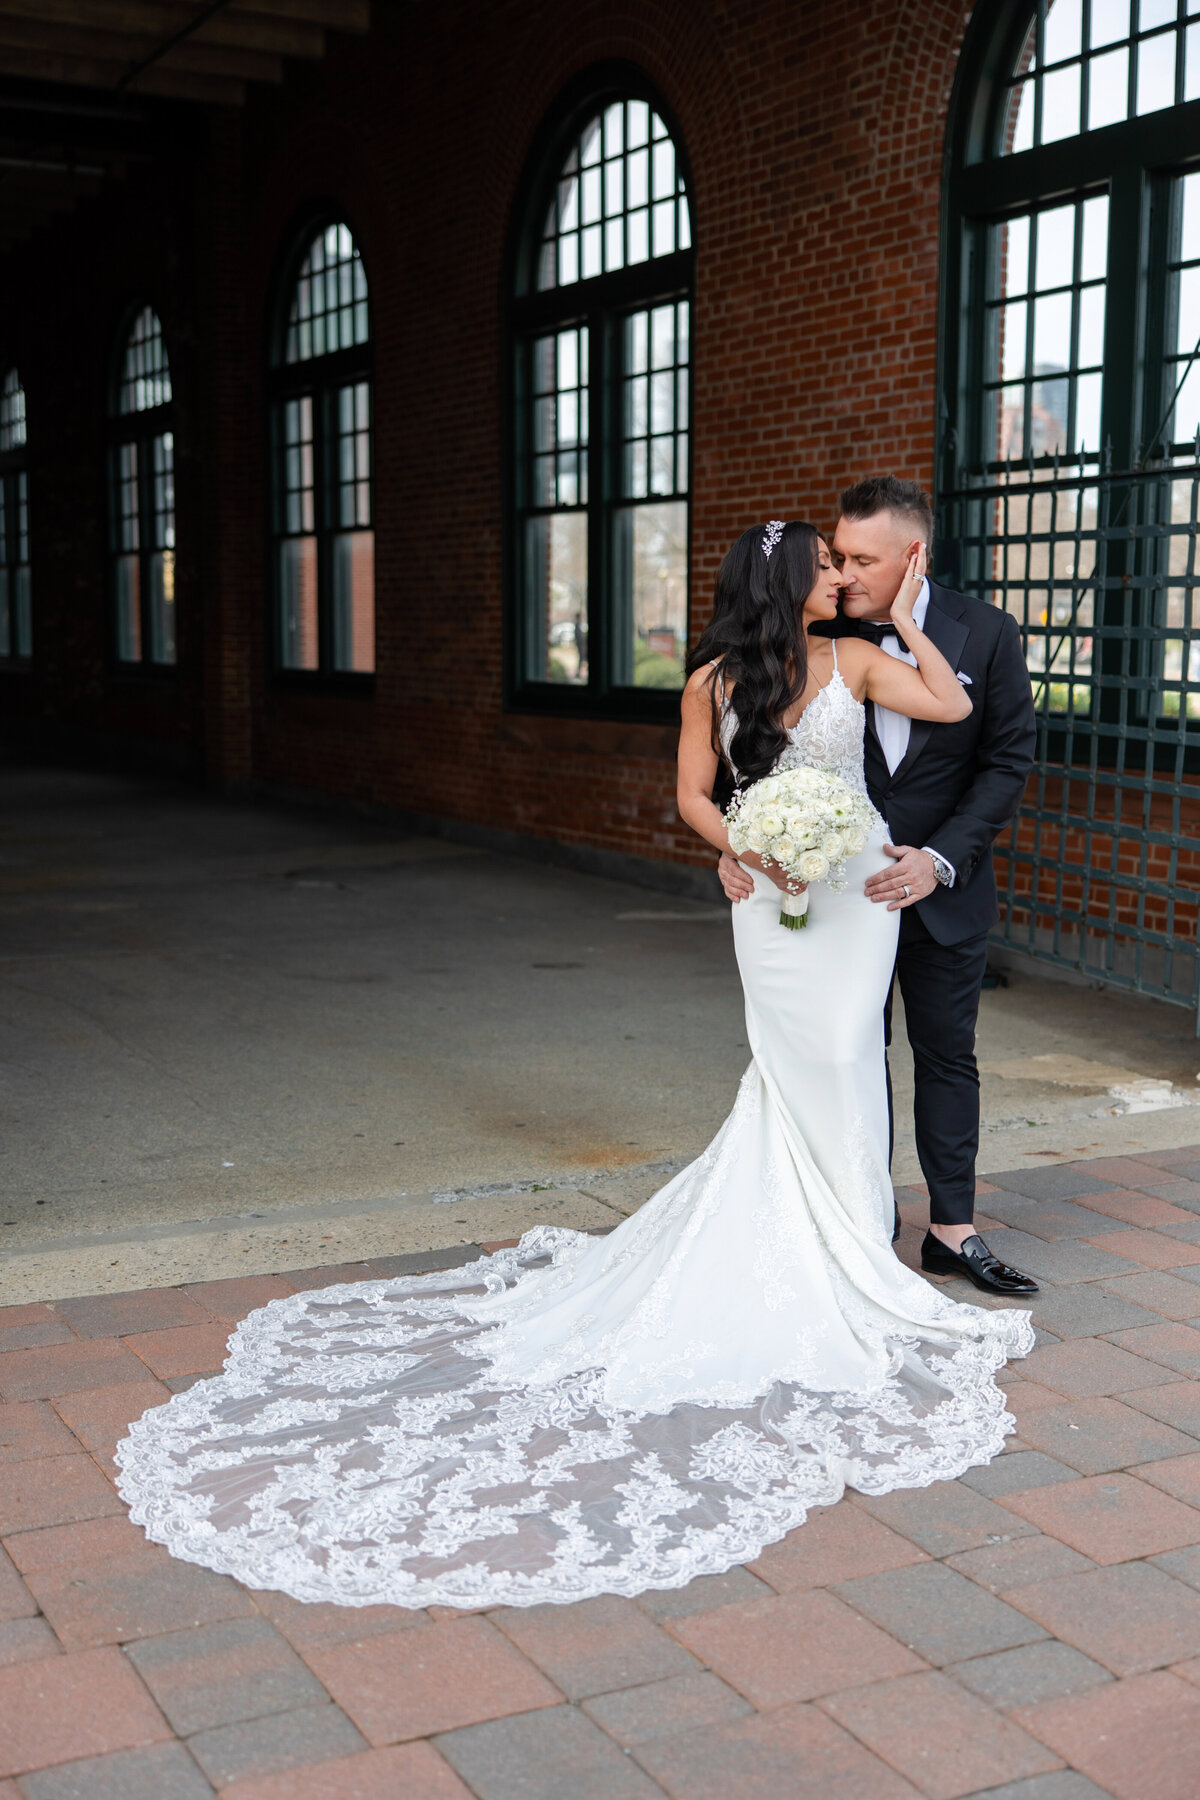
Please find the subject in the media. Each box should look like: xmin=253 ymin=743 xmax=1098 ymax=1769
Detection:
xmin=762 ymin=520 xmax=785 ymax=558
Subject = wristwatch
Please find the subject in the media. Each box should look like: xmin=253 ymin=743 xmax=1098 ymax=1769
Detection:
xmin=924 ymin=848 xmax=954 ymax=888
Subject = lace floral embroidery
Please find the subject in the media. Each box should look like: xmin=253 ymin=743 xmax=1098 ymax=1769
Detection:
xmin=721 ymin=671 xmax=873 ymax=797
xmin=116 ymin=1218 xmax=1032 ymax=1611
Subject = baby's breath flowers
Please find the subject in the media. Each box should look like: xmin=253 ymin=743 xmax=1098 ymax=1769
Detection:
xmin=725 ymin=767 xmax=881 ymax=929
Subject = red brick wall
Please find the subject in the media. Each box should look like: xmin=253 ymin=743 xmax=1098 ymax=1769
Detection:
xmin=996 ymin=778 xmax=1200 ymax=942
xmin=0 ymin=0 xmax=979 ymax=864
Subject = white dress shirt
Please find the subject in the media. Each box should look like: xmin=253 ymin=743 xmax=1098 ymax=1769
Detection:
xmin=870 ymin=578 xmax=957 ymax=887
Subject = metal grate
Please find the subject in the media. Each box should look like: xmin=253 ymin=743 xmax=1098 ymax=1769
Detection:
xmin=940 ymin=451 xmax=1200 ymax=1015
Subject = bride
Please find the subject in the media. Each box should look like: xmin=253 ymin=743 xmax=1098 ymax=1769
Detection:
xmin=116 ymin=521 xmax=1033 ymax=1610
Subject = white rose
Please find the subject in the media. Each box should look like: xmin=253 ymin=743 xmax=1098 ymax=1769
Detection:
xmin=774 ymin=835 xmax=796 ymax=861
xmin=797 ymin=849 xmax=829 ymax=882
xmin=756 ymin=777 xmax=781 ymax=801
xmin=820 ymin=831 xmax=845 ymax=860
xmin=843 ymin=829 xmax=867 ymax=856
xmin=759 ymin=812 xmax=785 ymax=837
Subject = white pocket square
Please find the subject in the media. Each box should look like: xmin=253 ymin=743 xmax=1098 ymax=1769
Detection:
xmin=956 ymin=671 xmax=973 ymax=685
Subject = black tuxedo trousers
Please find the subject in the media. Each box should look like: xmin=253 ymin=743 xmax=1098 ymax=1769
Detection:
xmin=883 ymin=912 xmax=990 ymax=1226
xmin=830 ymin=581 xmax=1037 ymax=1226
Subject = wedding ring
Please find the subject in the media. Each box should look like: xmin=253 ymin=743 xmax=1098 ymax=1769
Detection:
xmin=902 ymin=884 xmax=911 ymax=898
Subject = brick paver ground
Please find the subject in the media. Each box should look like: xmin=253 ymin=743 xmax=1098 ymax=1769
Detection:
xmin=5 ymin=1150 xmax=1200 ymax=1796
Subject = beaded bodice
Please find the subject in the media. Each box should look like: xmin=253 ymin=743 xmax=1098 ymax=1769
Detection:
xmin=718 ymin=661 xmax=868 ymax=795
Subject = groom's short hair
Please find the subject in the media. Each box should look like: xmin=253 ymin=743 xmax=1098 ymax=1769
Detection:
xmin=839 ymin=475 xmax=933 ymax=547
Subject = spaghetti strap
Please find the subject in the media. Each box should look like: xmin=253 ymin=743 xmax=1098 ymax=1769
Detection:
xmin=710 ymin=657 xmax=727 ymax=703
xmin=831 ymin=640 xmax=839 ymax=672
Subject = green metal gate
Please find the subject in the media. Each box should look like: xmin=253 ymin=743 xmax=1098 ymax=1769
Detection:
xmin=940 ymin=453 xmax=1200 ymax=1014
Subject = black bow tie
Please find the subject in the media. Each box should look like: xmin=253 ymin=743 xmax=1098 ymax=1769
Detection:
xmin=852 ymin=620 xmax=901 ymax=646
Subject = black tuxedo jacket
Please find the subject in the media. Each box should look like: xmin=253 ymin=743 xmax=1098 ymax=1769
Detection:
xmin=827 ymin=581 xmax=1037 ymax=947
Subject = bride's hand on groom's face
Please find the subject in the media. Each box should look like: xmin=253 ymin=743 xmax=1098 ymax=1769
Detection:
xmin=888 ymin=542 xmax=927 ymax=626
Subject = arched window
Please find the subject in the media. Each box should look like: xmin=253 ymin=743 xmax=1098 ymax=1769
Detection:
xmin=268 ymin=221 xmax=373 ymax=678
xmin=941 ymin=0 xmax=1200 ymax=1005
xmin=110 ymin=307 xmax=175 ymax=666
xmin=509 ymin=89 xmax=693 ymax=715
xmin=0 ymin=368 xmax=30 ymax=662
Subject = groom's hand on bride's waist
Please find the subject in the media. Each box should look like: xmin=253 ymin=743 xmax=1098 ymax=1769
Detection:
xmin=865 ymin=845 xmax=937 ymax=909
xmin=718 ymin=850 xmax=757 ymax=903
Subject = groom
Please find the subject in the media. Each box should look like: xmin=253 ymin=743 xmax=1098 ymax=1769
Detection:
xmin=718 ymin=476 xmax=1038 ymax=1297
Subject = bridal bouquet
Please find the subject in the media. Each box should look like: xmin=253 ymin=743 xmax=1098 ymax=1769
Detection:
xmin=725 ymin=765 xmax=880 ymax=929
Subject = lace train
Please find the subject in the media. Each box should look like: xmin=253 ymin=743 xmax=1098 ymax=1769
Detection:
xmin=116 ymin=1068 xmax=1033 ymax=1611
xmin=115 ymin=1230 xmax=1031 ymax=1611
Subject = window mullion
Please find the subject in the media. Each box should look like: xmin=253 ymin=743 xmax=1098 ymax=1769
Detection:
xmin=1067 ymin=204 xmax=1084 ymax=453
xmin=1095 ymin=166 xmax=1146 ymax=732
xmin=316 ymin=379 xmax=331 ymax=675
xmin=1142 ymin=170 xmax=1176 ymax=459
xmin=512 ymin=334 xmax=532 ymax=688
xmin=0 ymin=470 xmax=9 ymax=659
xmin=588 ymin=301 xmax=607 ymax=696
xmin=1100 ymin=165 xmax=1147 ymax=472
xmin=138 ymin=423 xmax=153 ymax=667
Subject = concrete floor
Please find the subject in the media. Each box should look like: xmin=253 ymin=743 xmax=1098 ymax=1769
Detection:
xmin=3 ymin=765 xmax=1199 ymax=1302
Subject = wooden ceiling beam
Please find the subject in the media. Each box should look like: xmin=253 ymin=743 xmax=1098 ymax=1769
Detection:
xmin=0 ymin=158 xmax=104 ymax=185
xmin=0 ymin=3 xmax=368 ymax=109
xmin=0 ymin=3 xmax=327 ymax=61
xmin=0 ymin=46 xmax=247 ymax=105
xmin=0 ymin=20 xmax=285 ymax=85
xmin=124 ymin=61 xmax=246 ymax=103
xmin=137 ymin=38 xmax=285 ymax=84
xmin=233 ymin=0 xmax=369 ymax=34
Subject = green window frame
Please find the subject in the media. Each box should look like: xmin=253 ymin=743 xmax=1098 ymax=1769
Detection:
xmin=0 ymin=368 xmax=30 ymax=663
xmin=507 ymin=80 xmax=694 ymax=720
xmin=268 ymin=220 xmax=374 ymax=684
xmin=942 ymin=0 xmax=1200 ymax=737
xmin=939 ymin=0 xmax=1200 ymax=1010
xmin=109 ymin=307 xmax=176 ymax=669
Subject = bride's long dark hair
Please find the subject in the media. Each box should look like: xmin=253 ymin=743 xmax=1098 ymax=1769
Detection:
xmin=685 ymin=521 xmax=821 ymax=792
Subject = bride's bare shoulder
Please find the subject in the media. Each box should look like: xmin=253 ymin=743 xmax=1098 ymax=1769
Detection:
xmin=830 ymin=636 xmax=875 ymax=697
xmin=683 ymin=661 xmax=734 ymax=704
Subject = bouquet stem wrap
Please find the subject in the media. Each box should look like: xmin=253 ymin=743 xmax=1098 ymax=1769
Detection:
xmin=725 ymin=763 xmax=882 ymax=932
xmin=780 ymin=889 xmax=810 ymax=929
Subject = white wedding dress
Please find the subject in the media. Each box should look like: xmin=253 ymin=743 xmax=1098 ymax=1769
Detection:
xmin=116 ymin=662 xmax=1033 ymax=1609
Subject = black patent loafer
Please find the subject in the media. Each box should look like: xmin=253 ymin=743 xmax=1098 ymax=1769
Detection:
xmin=920 ymin=1230 xmax=1038 ymax=1296
xmin=892 ymin=1203 xmax=902 ymax=1244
